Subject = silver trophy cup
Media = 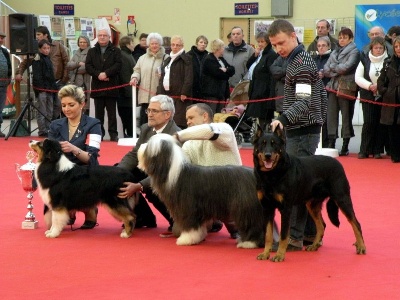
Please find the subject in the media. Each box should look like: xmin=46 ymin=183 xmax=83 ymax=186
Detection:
xmin=15 ymin=151 xmax=39 ymax=229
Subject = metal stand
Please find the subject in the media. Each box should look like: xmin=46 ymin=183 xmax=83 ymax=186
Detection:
xmin=5 ymin=60 xmax=51 ymax=140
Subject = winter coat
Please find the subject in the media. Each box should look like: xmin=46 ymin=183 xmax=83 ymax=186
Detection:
xmin=119 ymin=46 xmax=136 ymax=101
xmin=132 ymin=47 xmax=168 ymax=105
xmin=157 ymin=51 xmax=193 ymax=128
xmin=246 ymin=43 xmax=278 ymax=117
xmin=187 ymin=46 xmax=208 ymax=99
xmin=223 ymin=41 xmax=254 ymax=87
xmin=132 ymin=44 xmax=147 ymax=62
xmin=202 ymin=53 xmax=235 ymax=100
xmin=269 ymin=56 xmax=288 ymax=113
xmin=31 ymin=53 xmax=57 ymax=96
xmin=313 ymin=50 xmax=332 ymax=86
xmin=324 ymin=42 xmax=360 ymax=92
xmin=377 ymin=55 xmax=400 ymax=125
xmin=86 ymin=41 xmax=122 ymax=98
xmin=67 ymin=47 xmax=91 ymax=99
xmin=307 ymin=35 xmax=339 ymax=58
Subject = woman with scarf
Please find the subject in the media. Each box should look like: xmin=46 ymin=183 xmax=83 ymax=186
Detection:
xmin=67 ymin=35 xmax=91 ymax=114
xmin=324 ymin=28 xmax=360 ymax=156
xmin=245 ymin=31 xmax=278 ymax=130
xmin=377 ymin=36 xmax=400 ymax=163
xmin=355 ymin=36 xmax=388 ymax=159
xmin=157 ymin=35 xmax=193 ymax=129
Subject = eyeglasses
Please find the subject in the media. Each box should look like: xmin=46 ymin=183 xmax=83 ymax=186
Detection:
xmin=317 ymin=44 xmax=328 ymax=48
xmin=171 ymin=43 xmax=182 ymax=47
xmin=145 ymin=108 xmax=168 ymax=115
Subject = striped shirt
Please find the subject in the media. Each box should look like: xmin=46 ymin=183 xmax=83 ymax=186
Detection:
xmin=278 ymin=45 xmax=327 ymax=135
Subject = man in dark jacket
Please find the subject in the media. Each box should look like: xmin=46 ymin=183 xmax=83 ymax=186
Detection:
xmin=307 ymin=19 xmax=338 ymax=59
xmin=86 ymin=27 xmax=122 ymax=141
xmin=118 ymin=95 xmax=180 ymax=237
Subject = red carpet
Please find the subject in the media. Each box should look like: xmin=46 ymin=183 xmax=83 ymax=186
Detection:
xmin=1 ymin=137 xmax=399 ymax=299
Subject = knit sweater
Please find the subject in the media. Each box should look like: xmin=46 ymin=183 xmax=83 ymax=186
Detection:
xmin=278 ymin=45 xmax=327 ymax=136
xmin=178 ymin=122 xmax=242 ymax=166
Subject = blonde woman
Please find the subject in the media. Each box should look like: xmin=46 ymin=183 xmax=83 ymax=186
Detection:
xmin=201 ymin=39 xmax=235 ymax=113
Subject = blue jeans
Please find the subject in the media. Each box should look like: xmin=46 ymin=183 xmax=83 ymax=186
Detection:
xmin=286 ymin=132 xmax=320 ymax=244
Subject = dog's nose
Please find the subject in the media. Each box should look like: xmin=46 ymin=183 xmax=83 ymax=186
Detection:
xmin=265 ymin=153 xmax=272 ymax=159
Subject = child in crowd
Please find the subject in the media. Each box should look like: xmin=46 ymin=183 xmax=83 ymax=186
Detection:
xmin=32 ymin=39 xmax=58 ymax=136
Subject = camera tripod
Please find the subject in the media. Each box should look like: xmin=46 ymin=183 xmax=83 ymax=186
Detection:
xmin=5 ymin=61 xmax=51 ymax=140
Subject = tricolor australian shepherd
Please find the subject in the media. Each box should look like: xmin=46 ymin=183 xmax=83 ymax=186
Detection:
xmin=29 ymin=139 xmax=136 ymax=238
xmin=137 ymin=133 xmax=265 ymax=248
xmin=253 ymin=126 xmax=366 ymax=262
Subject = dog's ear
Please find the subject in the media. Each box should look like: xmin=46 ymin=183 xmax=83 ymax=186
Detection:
xmin=274 ymin=125 xmax=286 ymax=141
xmin=252 ymin=124 xmax=264 ymax=145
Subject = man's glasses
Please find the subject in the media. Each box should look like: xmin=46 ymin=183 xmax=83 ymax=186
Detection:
xmin=145 ymin=109 xmax=168 ymax=115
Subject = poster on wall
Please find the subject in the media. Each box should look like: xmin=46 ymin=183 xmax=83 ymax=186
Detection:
xmin=38 ymin=15 xmax=51 ymax=31
xmin=80 ymin=18 xmax=94 ymax=40
xmin=355 ymin=4 xmax=400 ymax=51
xmin=295 ymin=27 xmax=304 ymax=43
xmin=64 ymin=17 xmax=76 ymax=38
xmin=51 ymin=17 xmax=63 ymax=39
xmin=254 ymin=20 xmax=273 ymax=36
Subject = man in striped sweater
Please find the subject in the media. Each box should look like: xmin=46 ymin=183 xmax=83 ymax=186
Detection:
xmin=268 ymin=19 xmax=328 ymax=251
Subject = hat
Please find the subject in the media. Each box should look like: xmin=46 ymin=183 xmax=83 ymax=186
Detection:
xmin=0 ymin=32 xmax=6 ymax=37
xmin=96 ymin=18 xmax=111 ymax=37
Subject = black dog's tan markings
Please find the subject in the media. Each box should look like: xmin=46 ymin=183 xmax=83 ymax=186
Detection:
xmin=253 ymin=126 xmax=366 ymax=262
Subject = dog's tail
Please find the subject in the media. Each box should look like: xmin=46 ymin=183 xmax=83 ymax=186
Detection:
xmin=327 ymin=198 xmax=340 ymax=227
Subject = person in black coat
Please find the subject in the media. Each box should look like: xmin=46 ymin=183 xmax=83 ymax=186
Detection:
xmin=313 ymin=36 xmax=332 ymax=147
xmin=86 ymin=28 xmax=122 ymax=141
xmin=202 ymin=39 xmax=235 ymax=113
xmin=132 ymin=33 xmax=148 ymax=62
xmin=245 ymin=32 xmax=278 ymax=129
xmin=118 ymin=36 xmax=136 ymax=138
xmin=187 ymin=35 xmax=209 ymax=101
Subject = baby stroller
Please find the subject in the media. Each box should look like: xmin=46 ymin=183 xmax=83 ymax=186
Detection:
xmin=213 ymin=80 xmax=252 ymax=145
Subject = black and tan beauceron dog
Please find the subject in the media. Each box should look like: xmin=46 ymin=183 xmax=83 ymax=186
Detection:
xmin=29 ymin=139 xmax=136 ymax=238
xmin=253 ymin=126 xmax=366 ymax=262
xmin=137 ymin=133 xmax=265 ymax=248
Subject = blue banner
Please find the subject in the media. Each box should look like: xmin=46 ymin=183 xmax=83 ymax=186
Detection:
xmin=234 ymin=2 xmax=259 ymax=15
xmin=54 ymin=4 xmax=74 ymax=16
xmin=355 ymin=4 xmax=400 ymax=51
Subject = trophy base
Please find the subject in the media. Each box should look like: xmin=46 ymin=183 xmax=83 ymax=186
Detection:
xmin=22 ymin=220 xmax=39 ymax=229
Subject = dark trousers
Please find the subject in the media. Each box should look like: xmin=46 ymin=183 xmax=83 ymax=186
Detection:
xmin=117 ymin=102 xmax=133 ymax=137
xmin=360 ymin=102 xmax=384 ymax=155
xmin=94 ymin=97 xmax=118 ymax=138
xmin=139 ymin=104 xmax=148 ymax=126
xmin=131 ymin=168 xmax=173 ymax=227
xmin=388 ymin=123 xmax=400 ymax=161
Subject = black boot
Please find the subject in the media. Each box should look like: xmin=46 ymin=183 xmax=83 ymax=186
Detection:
xmin=328 ymin=138 xmax=336 ymax=149
xmin=339 ymin=138 xmax=350 ymax=156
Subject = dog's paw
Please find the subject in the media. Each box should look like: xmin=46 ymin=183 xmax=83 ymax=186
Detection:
xmin=257 ymin=251 xmax=270 ymax=260
xmin=354 ymin=242 xmax=367 ymax=255
xmin=237 ymin=241 xmax=258 ymax=249
xmin=120 ymin=230 xmax=132 ymax=238
xmin=45 ymin=230 xmax=61 ymax=238
xmin=305 ymin=243 xmax=322 ymax=251
xmin=270 ymin=254 xmax=285 ymax=262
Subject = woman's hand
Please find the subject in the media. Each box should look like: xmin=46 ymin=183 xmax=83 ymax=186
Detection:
xmin=130 ymin=77 xmax=138 ymax=86
xmin=59 ymin=141 xmax=76 ymax=153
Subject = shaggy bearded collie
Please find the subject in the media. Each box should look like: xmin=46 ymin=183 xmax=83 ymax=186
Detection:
xmin=29 ymin=139 xmax=136 ymax=238
xmin=137 ymin=133 xmax=264 ymax=248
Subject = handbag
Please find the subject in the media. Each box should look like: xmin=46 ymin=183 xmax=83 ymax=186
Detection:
xmin=337 ymin=76 xmax=358 ymax=96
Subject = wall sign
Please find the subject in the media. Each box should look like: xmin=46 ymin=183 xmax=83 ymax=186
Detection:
xmin=54 ymin=4 xmax=74 ymax=16
xmin=235 ymin=2 xmax=259 ymax=15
